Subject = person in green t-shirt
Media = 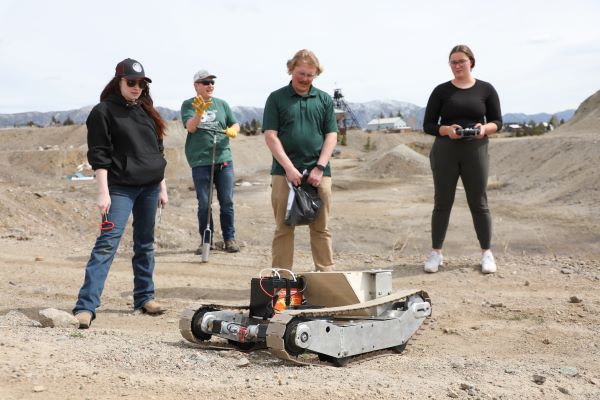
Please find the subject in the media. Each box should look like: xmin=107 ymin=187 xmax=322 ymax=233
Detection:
xmin=181 ymin=70 xmax=240 ymax=254
xmin=263 ymin=49 xmax=338 ymax=272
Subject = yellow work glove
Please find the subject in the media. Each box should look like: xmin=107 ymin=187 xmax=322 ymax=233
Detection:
xmin=192 ymin=96 xmax=212 ymax=117
xmin=225 ymin=127 xmax=238 ymax=139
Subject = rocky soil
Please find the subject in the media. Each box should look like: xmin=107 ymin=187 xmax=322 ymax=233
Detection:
xmin=0 ymin=119 xmax=599 ymax=399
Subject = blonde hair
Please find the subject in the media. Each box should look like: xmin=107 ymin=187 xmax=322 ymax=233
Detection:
xmin=286 ymin=49 xmax=323 ymax=75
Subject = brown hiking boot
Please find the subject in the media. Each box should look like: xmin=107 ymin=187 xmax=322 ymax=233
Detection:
xmin=224 ymin=240 xmax=240 ymax=253
xmin=141 ymin=300 xmax=165 ymax=315
xmin=75 ymin=311 xmax=92 ymax=329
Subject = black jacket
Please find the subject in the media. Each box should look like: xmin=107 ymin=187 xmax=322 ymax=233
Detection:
xmin=87 ymin=94 xmax=167 ymax=186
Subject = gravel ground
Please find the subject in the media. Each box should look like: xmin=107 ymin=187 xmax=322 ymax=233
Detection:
xmin=1 ymin=124 xmax=599 ymax=399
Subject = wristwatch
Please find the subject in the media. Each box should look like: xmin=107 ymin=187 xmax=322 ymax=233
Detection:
xmin=315 ymin=164 xmax=325 ymax=171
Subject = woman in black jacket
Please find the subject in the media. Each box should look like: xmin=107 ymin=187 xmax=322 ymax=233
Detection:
xmin=73 ymin=58 xmax=168 ymax=328
xmin=422 ymin=45 xmax=502 ymax=275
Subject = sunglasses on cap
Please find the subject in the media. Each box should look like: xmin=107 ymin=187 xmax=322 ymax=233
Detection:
xmin=123 ymin=78 xmax=148 ymax=89
xmin=196 ymin=80 xmax=215 ymax=86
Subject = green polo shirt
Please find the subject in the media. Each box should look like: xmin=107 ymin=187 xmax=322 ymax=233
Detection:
xmin=263 ymin=83 xmax=338 ymax=176
xmin=181 ymin=97 xmax=237 ymax=167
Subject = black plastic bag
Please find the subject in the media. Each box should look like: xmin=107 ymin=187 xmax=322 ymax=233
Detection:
xmin=284 ymin=176 xmax=323 ymax=226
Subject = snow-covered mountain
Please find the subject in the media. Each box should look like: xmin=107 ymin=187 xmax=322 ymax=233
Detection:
xmin=0 ymin=102 xmax=574 ymax=129
xmin=0 ymin=106 xmax=93 ymax=127
xmin=502 ymin=110 xmax=575 ymax=124
xmin=345 ymin=99 xmax=423 ymax=128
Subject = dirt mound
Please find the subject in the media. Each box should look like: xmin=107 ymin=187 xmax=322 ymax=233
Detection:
xmin=0 ymin=122 xmax=272 ymax=187
xmin=556 ymin=89 xmax=600 ymax=134
xmin=0 ymin=125 xmax=88 ymax=151
xmin=489 ymin=133 xmax=600 ymax=228
xmin=487 ymin=88 xmax=599 ymax=214
xmin=366 ymin=144 xmax=430 ymax=178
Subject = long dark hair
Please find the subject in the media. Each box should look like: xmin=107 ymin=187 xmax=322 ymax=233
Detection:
xmin=99 ymin=77 xmax=166 ymax=139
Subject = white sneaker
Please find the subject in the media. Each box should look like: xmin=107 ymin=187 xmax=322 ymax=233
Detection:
xmin=424 ymin=251 xmax=443 ymax=273
xmin=481 ymin=250 xmax=497 ymax=274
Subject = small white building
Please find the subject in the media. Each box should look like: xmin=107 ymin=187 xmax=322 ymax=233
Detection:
xmin=366 ymin=117 xmax=410 ymax=132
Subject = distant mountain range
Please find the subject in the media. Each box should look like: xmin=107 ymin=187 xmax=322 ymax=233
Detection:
xmin=502 ymin=110 xmax=575 ymax=124
xmin=0 ymin=101 xmax=575 ymax=129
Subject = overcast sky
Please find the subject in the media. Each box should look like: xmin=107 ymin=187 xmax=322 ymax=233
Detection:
xmin=1 ymin=0 xmax=599 ymax=115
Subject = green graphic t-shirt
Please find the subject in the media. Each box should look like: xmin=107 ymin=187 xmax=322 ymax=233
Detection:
xmin=181 ymin=97 xmax=237 ymax=167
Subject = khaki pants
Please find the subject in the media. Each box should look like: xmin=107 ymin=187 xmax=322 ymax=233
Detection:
xmin=270 ymin=175 xmax=334 ymax=272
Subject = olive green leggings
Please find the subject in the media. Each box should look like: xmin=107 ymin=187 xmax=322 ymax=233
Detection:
xmin=429 ymin=137 xmax=491 ymax=249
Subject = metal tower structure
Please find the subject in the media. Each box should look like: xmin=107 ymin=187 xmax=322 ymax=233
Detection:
xmin=333 ymin=88 xmax=361 ymax=129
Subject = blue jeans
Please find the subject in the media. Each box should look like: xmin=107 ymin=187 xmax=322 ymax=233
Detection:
xmin=192 ymin=161 xmax=235 ymax=242
xmin=73 ymin=184 xmax=160 ymax=318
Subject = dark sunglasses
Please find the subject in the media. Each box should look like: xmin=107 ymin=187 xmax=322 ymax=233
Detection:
xmin=124 ymin=79 xmax=148 ymax=89
xmin=196 ymin=80 xmax=215 ymax=86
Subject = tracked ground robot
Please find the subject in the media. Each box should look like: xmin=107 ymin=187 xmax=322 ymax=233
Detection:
xmin=180 ymin=269 xmax=431 ymax=367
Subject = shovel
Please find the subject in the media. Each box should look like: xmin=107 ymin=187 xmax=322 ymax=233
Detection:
xmin=201 ymin=131 xmax=218 ymax=263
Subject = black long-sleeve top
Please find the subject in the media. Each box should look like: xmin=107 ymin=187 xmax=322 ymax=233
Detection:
xmin=423 ymin=80 xmax=502 ymax=136
xmin=86 ymin=94 xmax=166 ymax=186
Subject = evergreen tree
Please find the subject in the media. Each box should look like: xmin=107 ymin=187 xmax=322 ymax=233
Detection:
xmin=242 ymin=121 xmax=251 ymax=135
xmin=250 ymin=118 xmax=261 ymax=133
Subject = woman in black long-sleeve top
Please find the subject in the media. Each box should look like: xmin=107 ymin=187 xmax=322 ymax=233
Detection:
xmin=422 ymin=45 xmax=502 ymax=274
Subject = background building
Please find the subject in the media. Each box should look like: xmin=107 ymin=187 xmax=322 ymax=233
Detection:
xmin=366 ymin=117 xmax=410 ymax=132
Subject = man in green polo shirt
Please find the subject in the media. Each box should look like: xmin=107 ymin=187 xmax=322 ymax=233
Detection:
xmin=263 ymin=49 xmax=338 ymax=272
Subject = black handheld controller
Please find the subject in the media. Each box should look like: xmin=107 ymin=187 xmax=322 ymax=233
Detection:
xmin=456 ymin=128 xmax=480 ymax=137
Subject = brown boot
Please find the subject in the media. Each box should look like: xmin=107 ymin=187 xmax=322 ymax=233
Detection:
xmin=75 ymin=311 xmax=92 ymax=329
xmin=141 ymin=300 xmax=165 ymax=315
xmin=224 ymin=240 xmax=240 ymax=253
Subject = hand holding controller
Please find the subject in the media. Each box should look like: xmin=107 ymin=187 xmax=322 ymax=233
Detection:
xmin=456 ymin=127 xmax=481 ymax=137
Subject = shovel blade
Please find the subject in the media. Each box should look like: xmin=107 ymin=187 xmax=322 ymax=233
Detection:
xmin=201 ymin=243 xmax=210 ymax=263
xmin=201 ymin=228 xmax=212 ymax=263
